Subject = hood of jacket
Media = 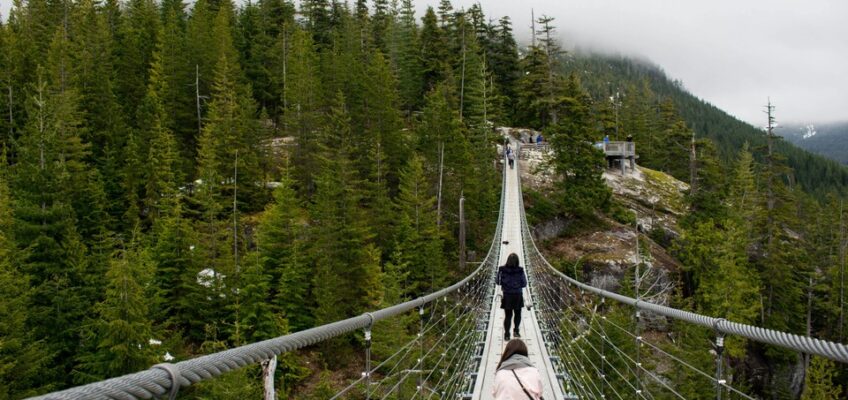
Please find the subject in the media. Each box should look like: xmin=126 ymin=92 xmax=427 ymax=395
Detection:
xmin=497 ymin=354 xmax=534 ymax=371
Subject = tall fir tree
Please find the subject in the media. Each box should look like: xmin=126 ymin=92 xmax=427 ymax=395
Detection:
xmin=194 ymin=8 xmax=266 ymax=212
xmin=419 ymin=7 xmax=448 ymax=94
xmin=392 ymin=154 xmax=444 ymax=295
xmin=0 ymin=150 xmax=51 ymax=398
xmin=516 ymin=45 xmax=562 ymax=129
xmin=545 ymin=74 xmax=611 ymax=217
xmin=138 ymin=43 xmax=181 ymax=224
xmin=12 ymin=69 xmax=101 ymax=386
xmin=310 ymin=94 xmax=382 ymax=325
xmin=282 ymin=27 xmax=324 ymax=195
xmin=68 ymin=0 xmax=128 ymax=230
xmin=160 ymin=0 xmax=199 ymax=178
xmin=75 ymin=229 xmax=158 ymax=382
xmin=115 ymin=0 xmax=161 ymax=121
xmin=801 ymin=356 xmax=843 ymax=400
xmin=257 ymin=170 xmax=312 ymax=331
xmin=390 ymin=0 xmax=422 ymax=112
xmin=673 ymin=219 xmax=761 ymax=357
xmin=489 ymin=16 xmax=520 ymax=121
xmin=370 ymin=0 xmax=392 ymax=53
xmin=300 ymin=0 xmax=331 ymax=46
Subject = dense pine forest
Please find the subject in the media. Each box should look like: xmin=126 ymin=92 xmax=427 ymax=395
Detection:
xmin=1 ymin=0 xmax=847 ymax=398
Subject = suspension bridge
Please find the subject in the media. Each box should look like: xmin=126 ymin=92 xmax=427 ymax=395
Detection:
xmin=31 ymin=139 xmax=848 ymax=399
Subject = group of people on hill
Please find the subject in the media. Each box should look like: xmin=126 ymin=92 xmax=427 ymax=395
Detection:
xmin=504 ymin=133 xmax=545 ymax=170
xmin=493 ymin=253 xmax=544 ymax=399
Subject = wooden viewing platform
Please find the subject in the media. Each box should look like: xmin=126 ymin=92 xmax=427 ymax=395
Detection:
xmin=602 ymin=141 xmax=637 ymax=174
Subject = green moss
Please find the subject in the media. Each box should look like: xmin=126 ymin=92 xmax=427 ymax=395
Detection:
xmin=639 ymin=167 xmax=687 ymax=214
xmin=610 ymin=200 xmax=636 ymax=225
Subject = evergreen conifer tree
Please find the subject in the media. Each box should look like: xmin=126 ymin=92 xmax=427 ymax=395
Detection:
xmin=282 ymin=27 xmax=323 ymax=195
xmin=76 ymin=230 xmax=158 ymax=382
xmin=420 ymin=7 xmax=447 ymax=93
xmin=391 ymin=0 xmax=422 ymax=111
xmin=140 ymin=44 xmax=181 ymax=224
xmin=310 ymin=94 xmax=382 ymax=324
xmin=150 ymin=201 xmax=196 ymax=336
xmin=115 ymin=0 xmax=161 ymax=120
xmin=801 ymin=356 xmax=842 ymax=400
xmin=392 ymin=155 xmax=444 ymax=295
xmin=257 ymin=170 xmax=312 ymax=331
xmin=12 ymin=69 xmax=100 ymax=384
xmin=194 ymin=21 xmax=266 ymax=211
xmin=370 ymin=0 xmax=392 ymax=53
xmin=545 ymin=74 xmax=610 ymax=216
xmin=489 ymin=16 xmax=520 ymax=121
xmin=0 ymin=150 xmax=50 ymax=398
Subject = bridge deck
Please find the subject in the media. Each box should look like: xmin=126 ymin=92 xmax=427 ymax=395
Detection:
xmin=473 ymin=144 xmax=565 ymax=399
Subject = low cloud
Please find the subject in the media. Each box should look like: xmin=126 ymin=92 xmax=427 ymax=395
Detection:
xmin=421 ymin=0 xmax=848 ymax=125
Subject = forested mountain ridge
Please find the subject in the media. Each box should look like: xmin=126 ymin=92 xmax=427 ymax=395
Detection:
xmin=559 ymin=52 xmax=848 ymax=196
xmin=783 ymin=121 xmax=848 ymax=165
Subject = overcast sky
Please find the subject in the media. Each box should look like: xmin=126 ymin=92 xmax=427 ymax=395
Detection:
xmin=2 ymin=0 xmax=846 ymax=125
xmin=419 ymin=0 xmax=848 ymax=126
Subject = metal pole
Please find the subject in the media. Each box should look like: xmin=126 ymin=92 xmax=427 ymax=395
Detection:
xmin=364 ymin=327 xmax=372 ymax=400
xmin=715 ymin=335 xmax=725 ymax=400
xmin=634 ymin=224 xmax=643 ymax=398
xmin=436 ymin=142 xmax=444 ymax=226
xmin=600 ymin=297 xmax=607 ymax=399
xmin=417 ymin=306 xmax=425 ymax=394
xmin=635 ymin=310 xmax=642 ymax=398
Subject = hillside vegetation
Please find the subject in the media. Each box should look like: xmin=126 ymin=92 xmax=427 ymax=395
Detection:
xmin=560 ymin=52 xmax=848 ymax=196
xmin=783 ymin=121 xmax=848 ymax=165
xmin=0 ymin=0 xmax=845 ymax=398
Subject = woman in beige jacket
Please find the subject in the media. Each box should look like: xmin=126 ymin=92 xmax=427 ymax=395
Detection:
xmin=492 ymin=339 xmax=543 ymax=399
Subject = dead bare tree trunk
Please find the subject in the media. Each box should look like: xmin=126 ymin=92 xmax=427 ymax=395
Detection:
xmin=196 ymin=65 xmax=202 ymax=137
xmin=459 ymin=23 xmax=466 ymax=122
xmin=459 ymin=194 xmax=466 ymax=273
xmin=262 ymin=356 xmax=277 ymax=400
xmin=689 ymin=131 xmax=697 ymax=195
xmin=436 ymin=142 xmax=445 ymax=226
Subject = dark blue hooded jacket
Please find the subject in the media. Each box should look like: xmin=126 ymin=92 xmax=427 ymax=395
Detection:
xmin=497 ymin=266 xmax=527 ymax=295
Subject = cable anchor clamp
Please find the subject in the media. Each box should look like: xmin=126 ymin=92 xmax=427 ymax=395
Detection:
xmin=153 ymin=363 xmax=182 ymax=400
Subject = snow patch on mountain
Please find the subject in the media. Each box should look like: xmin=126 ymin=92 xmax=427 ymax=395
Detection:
xmin=802 ymin=124 xmax=817 ymax=139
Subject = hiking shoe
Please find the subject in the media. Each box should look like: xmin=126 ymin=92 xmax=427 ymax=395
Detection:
xmin=504 ymin=332 xmax=510 ymax=341
xmin=513 ymin=330 xmax=521 ymax=338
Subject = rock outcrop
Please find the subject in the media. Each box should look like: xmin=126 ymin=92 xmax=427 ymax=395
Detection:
xmin=519 ymin=141 xmax=689 ymax=329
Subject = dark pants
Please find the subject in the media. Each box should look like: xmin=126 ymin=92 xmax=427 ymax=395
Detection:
xmin=508 ymin=159 xmax=514 ymax=169
xmin=504 ymin=307 xmax=521 ymax=333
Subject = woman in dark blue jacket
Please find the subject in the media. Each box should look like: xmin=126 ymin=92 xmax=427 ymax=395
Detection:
xmin=497 ymin=253 xmax=527 ymax=340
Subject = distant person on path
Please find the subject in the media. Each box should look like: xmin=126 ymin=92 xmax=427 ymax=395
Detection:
xmin=626 ymin=134 xmax=633 ymax=142
xmin=603 ymin=134 xmax=610 ymax=146
xmin=507 ymin=151 xmax=515 ymax=169
xmin=537 ymin=134 xmax=543 ymax=143
xmin=492 ymin=339 xmax=543 ymax=400
xmin=497 ymin=253 xmax=526 ymax=340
